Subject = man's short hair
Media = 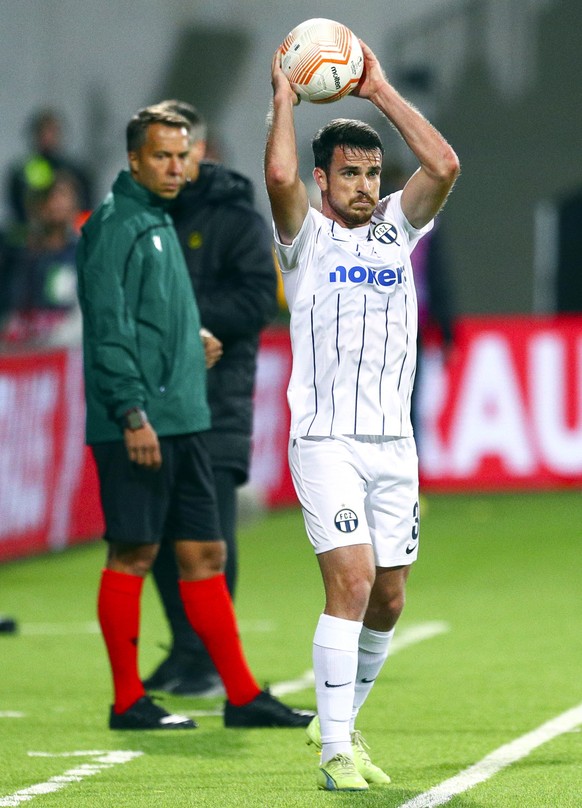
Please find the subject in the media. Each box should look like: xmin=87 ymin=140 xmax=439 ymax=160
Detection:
xmin=126 ymin=104 xmax=191 ymax=153
xmin=312 ymin=119 xmax=384 ymax=172
xmin=158 ymin=99 xmax=208 ymax=144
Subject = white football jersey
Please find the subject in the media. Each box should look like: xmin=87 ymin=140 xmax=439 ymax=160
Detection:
xmin=274 ymin=190 xmax=433 ymax=438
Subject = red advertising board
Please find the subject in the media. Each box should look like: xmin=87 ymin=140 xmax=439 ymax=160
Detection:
xmin=2 ymin=315 xmax=581 ymax=561
xmin=417 ymin=315 xmax=582 ymax=490
xmin=0 ymin=348 xmax=103 ymax=562
xmin=248 ymin=328 xmax=295 ymax=507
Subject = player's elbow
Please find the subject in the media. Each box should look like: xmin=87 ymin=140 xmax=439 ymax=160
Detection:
xmin=265 ymin=162 xmax=297 ymax=193
xmin=438 ymin=147 xmax=461 ymax=187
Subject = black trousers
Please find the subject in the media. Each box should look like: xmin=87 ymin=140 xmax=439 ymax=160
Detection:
xmin=151 ymin=466 xmax=238 ymax=657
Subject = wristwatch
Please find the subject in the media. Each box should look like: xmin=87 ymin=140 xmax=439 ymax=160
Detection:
xmin=124 ymin=408 xmax=148 ymax=431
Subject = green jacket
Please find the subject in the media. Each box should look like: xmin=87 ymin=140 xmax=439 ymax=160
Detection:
xmin=76 ymin=170 xmax=210 ymax=444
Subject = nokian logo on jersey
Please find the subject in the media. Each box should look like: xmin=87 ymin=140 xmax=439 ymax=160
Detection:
xmin=329 ymin=264 xmax=404 ymax=288
xmin=334 ymin=509 xmax=359 ymax=533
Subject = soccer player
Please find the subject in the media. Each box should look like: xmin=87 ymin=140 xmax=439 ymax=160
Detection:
xmin=77 ymin=104 xmax=314 ymax=730
xmin=264 ymin=41 xmax=460 ymax=790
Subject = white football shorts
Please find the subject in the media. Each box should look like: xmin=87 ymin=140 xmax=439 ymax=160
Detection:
xmin=288 ymin=434 xmax=420 ymax=567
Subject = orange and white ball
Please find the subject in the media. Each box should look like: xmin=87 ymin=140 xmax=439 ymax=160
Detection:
xmin=280 ymin=18 xmax=364 ymax=104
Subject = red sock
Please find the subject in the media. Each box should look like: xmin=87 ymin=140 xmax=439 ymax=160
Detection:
xmin=97 ymin=568 xmax=146 ymax=714
xmin=179 ymin=575 xmax=261 ymax=706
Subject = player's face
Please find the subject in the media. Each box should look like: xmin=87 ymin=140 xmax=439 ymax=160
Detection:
xmin=315 ymin=145 xmax=382 ymax=228
xmin=128 ymin=123 xmax=190 ymax=199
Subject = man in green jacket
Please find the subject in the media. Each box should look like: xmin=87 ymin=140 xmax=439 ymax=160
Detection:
xmin=77 ymin=104 xmax=313 ymax=731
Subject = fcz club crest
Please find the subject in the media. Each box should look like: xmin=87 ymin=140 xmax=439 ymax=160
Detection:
xmin=334 ymin=509 xmax=359 ymax=533
xmin=372 ymin=221 xmax=400 ymax=246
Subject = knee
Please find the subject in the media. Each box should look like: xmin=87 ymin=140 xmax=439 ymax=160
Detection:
xmin=386 ymin=589 xmax=406 ymax=621
xmin=200 ymin=541 xmax=227 ymax=575
xmin=348 ymin=575 xmax=375 ymax=610
xmin=367 ymin=588 xmax=406 ymax=630
xmin=107 ymin=542 xmax=157 ymax=577
xmin=177 ymin=540 xmax=227 ymax=580
xmin=326 ymin=571 xmax=374 ymax=620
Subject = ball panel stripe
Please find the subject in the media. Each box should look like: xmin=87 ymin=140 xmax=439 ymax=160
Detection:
xmin=294 ymin=51 xmax=355 ymax=86
xmin=310 ymin=77 xmax=361 ymax=103
xmin=292 ymin=41 xmax=355 ymax=85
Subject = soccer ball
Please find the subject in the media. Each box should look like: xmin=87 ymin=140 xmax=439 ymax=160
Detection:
xmin=280 ymin=18 xmax=364 ymax=104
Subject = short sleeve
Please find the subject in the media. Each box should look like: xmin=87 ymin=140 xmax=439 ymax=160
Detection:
xmin=376 ymin=190 xmax=434 ymax=253
xmin=272 ymin=207 xmax=318 ymax=273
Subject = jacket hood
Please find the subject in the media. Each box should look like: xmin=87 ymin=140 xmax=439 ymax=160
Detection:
xmin=175 ymin=161 xmax=255 ymax=208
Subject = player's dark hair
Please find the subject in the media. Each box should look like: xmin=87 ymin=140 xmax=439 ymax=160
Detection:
xmin=312 ymin=118 xmax=384 ymax=172
xmin=158 ymin=99 xmax=208 ymax=144
xmin=126 ymin=104 xmax=191 ymax=152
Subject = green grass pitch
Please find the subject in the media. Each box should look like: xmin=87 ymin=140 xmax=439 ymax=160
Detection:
xmin=1 ymin=492 xmax=581 ymax=806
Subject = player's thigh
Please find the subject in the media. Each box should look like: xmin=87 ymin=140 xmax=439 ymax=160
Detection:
xmin=366 ymin=437 xmax=420 ymax=567
xmin=288 ymin=436 xmax=372 ymax=554
xmin=91 ymin=440 xmax=173 ymax=544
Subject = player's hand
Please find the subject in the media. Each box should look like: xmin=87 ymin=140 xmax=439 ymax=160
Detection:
xmin=124 ymin=423 xmax=162 ymax=470
xmin=271 ymin=47 xmax=300 ymax=105
xmin=200 ymin=329 xmax=223 ymax=368
xmin=351 ymin=40 xmax=388 ymax=100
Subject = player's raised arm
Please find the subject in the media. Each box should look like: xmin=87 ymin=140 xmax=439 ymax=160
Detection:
xmin=264 ymin=48 xmax=310 ymax=245
xmin=353 ymin=40 xmax=460 ymax=229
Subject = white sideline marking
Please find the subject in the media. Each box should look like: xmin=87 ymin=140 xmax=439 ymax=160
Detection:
xmin=19 ymin=618 xmax=275 ymax=636
xmin=0 ymin=751 xmax=142 ymax=807
xmin=20 ymin=622 xmax=100 ymax=636
xmin=390 ymin=621 xmax=450 ymax=654
xmin=28 ymin=751 xmax=111 ymax=757
xmin=270 ymin=669 xmax=315 ymax=698
xmin=239 ymin=619 xmax=276 ymax=633
xmin=271 ymin=621 xmax=449 ymax=697
xmin=398 ymin=702 xmax=582 ymax=808
xmin=0 ymin=712 xmax=24 ymax=719
xmin=271 ymin=620 xmax=450 ymax=696
xmin=184 ymin=621 xmax=450 ymax=718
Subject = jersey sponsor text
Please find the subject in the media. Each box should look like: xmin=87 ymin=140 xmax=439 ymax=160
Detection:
xmin=329 ymin=264 xmax=405 ymax=288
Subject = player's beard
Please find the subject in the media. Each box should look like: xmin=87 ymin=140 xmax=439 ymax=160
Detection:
xmin=326 ymin=193 xmax=375 ymax=228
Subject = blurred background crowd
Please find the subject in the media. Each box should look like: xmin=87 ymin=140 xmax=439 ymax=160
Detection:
xmin=1 ymin=0 xmax=581 ymax=355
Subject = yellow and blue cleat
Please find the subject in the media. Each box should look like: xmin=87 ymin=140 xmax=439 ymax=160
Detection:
xmin=307 ymin=715 xmax=391 ymax=785
xmin=317 ymin=754 xmax=368 ymax=791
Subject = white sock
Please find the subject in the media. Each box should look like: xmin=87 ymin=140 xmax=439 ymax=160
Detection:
xmin=313 ymin=613 xmax=362 ymax=763
xmin=350 ymin=626 xmax=394 ymax=732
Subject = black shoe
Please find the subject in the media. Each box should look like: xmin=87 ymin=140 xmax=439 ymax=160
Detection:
xmin=153 ymin=669 xmax=225 ymax=698
xmin=168 ymin=670 xmax=225 ymax=698
xmin=0 ymin=616 xmax=17 ymax=634
xmin=109 ymin=695 xmax=198 ymax=730
xmin=142 ymin=650 xmax=193 ymax=689
xmin=143 ymin=652 xmax=225 ymax=697
xmin=224 ymin=689 xmax=316 ymax=728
